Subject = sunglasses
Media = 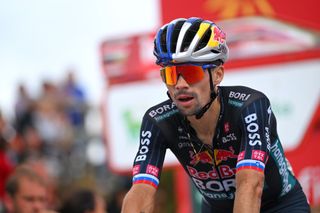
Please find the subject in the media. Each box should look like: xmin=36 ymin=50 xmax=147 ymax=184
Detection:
xmin=160 ymin=64 xmax=217 ymax=86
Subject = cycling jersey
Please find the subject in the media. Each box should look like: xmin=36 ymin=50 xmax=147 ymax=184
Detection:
xmin=131 ymin=86 xmax=309 ymax=211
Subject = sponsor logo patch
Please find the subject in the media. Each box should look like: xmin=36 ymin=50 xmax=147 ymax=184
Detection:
xmin=133 ymin=165 xmax=141 ymax=176
xmin=252 ymin=150 xmax=266 ymax=162
xmin=146 ymin=164 xmax=159 ymax=177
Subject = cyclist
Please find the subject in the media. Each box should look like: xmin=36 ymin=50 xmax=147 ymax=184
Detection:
xmin=121 ymin=17 xmax=310 ymax=213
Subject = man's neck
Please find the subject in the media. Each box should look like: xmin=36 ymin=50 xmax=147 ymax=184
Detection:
xmin=187 ymin=98 xmax=221 ymax=145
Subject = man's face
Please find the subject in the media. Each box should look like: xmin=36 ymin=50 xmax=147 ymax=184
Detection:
xmin=166 ymin=69 xmax=211 ymax=116
xmin=10 ymin=177 xmax=47 ymax=213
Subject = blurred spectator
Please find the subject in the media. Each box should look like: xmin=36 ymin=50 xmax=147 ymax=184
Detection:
xmin=61 ymin=70 xmax=88 ymax=129
xmin=34 ymin=80 xmax=67 ymax=146
xmin=0 ymin=111 xmax=15 ymax=211
xmin=59 ymin=188 xmax=106 ymax=213
xmin=33 ymin=80 xmax=75 ymax=176
xmin=22 ymin=157 xmax=60 ymax=211
xmin=0 ymin=110 xmax=16 ymax=146
xmin=2 ymin=165 xmax=53 ymax=213
xmin=0 ymin=137 xmax=14 ymax=212
xmin=22 ymin=126 xmax=44 ymax=159
xmin=14 ymin=83 xmax=35 ymax=135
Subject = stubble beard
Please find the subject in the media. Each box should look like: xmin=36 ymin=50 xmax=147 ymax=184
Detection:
xmin=178 ymin=104 xmax=203 ymax=117
xmin=174 ymin=93 xmax=203 ymax=116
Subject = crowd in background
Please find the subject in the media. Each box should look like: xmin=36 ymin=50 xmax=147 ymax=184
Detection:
xmin=1 ymin=70 xmax=319 ymax=213
xmin=0 ymin=70 xmax=131 ymax=213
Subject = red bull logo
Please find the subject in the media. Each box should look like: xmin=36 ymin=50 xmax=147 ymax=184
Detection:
xmin=189 ymin=150 xmax=214 ymax=165
xmin=213 ymin=26 xmax=226 ymax=43
xmin=214 ymin=147 xmax=238 ymax=165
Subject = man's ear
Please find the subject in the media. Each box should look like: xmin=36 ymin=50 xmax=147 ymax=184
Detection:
xmin=213 ymin=66 xmax=224 ymax=85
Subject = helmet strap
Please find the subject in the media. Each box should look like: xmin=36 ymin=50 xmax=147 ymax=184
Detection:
xmin=195 ymin=68 xmax=217 ymax=119
xmin=167 ymin=91 xmax=173 ymax=101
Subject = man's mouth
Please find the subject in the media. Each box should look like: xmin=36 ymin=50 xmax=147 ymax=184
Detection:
xmin=176 ymin=94 xmax=194 ymax=103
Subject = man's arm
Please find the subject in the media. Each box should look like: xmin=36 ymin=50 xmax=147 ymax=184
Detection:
xmin=233 ymin=169 xmax=264 ymax=213
xmin=121 ymin=184 xmax=157 ymax=213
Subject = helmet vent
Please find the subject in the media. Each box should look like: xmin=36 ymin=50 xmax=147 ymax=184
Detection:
xmin=160 ymin=28 xmax=168 ymax=53
xmin=180 ymin=20 xmax=202 ymax=52
xmin=153 ymin=40 xmax=158 ymax=54
xmin=170 ymin=20 xmax=185 ymax=53
xmin=195 ymin=28 xmax=211 ymax=52
xmin=210 ymin=49 xmax=220 ymax=54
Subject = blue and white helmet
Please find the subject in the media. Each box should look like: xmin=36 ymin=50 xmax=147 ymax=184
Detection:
xmin=153 ymin=17 xmax=229 ymax=67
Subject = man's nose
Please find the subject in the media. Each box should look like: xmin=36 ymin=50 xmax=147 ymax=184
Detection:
xmin=175 ymin=75 xmax=189 ymax=89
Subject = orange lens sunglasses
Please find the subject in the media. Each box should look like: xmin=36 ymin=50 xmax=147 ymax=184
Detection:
xmin=160 ymin=65 xmax=210 ymax=86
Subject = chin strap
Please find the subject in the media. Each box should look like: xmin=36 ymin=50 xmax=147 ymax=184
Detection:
xmin=195 ymin=69 xmax=217 ymax=119
xmin=167 ymin=91 xmax=172 ymax=101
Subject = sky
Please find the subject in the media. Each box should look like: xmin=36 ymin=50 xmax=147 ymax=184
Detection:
xmin=0 ymin=0 xmax=160 ymax=119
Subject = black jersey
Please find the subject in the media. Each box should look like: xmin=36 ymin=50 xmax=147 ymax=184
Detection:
xmin=131 ymin=86 xmax=302 ymax=211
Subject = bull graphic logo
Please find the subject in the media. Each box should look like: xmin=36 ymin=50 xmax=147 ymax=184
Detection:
xmin=189 ymin=150 xmax=214 ymax=166
xmin=214 ymin=147 xmax=238 ymax=165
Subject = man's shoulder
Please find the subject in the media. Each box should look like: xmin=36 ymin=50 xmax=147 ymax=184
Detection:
xmin=144 ymin=99 xmax=180 ymax=122
xmin=220 ymin=86 xmax=269 ymax=109
xmin=220 ymin=86 xmax=268 ymax=101
xmin=220 ymin=85 xmax=266 ymax=96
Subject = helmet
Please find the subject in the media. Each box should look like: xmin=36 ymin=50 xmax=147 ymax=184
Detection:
xmin=153 ymin=17 xmax=229 ymax=67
